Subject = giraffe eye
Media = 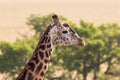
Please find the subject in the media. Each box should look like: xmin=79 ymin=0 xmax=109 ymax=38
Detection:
xmin=62 ymin=30 xmax=68 ymax=34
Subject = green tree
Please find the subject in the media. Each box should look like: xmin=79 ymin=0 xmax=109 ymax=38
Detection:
xmin=0 ymin=38 xmax=37 ymax=79
xmin=99 ymin=24 xmax=120 ymax=76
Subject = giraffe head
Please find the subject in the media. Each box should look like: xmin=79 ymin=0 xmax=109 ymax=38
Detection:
xmin=48 ymin=14 xmax=85 ymax=46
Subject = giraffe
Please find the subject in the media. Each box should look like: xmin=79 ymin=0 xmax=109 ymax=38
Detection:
xmin=16 ymin=14 xmax=85 ymax=80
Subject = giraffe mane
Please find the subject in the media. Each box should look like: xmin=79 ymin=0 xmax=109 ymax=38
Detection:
xmin=39 ymin=25 xmax=51 ymax=43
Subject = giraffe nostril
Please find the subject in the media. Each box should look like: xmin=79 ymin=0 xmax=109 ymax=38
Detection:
xmin=78 ymin=38 xmax=83 ymax=42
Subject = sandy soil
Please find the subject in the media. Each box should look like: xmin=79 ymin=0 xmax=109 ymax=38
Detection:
xmin=0 ymin=0 xmax=120 ymax=42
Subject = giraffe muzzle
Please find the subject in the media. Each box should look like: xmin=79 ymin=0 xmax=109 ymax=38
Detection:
xmin=78 ymin=38 xmax=85 ymax=46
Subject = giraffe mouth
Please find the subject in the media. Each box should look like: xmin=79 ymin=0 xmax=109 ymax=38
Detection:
xmin=78 ymin=38 xmax=85 ymax=46
xmin=79 ymin=41 xmax=85 ymax=46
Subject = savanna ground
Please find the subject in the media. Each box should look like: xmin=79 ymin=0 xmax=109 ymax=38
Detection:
xmin=1 ymin=0 xmax=120 ymax=42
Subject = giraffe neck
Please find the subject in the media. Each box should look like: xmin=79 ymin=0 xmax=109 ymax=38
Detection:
xmin=17 ymin=28 xmax=53 ymax=80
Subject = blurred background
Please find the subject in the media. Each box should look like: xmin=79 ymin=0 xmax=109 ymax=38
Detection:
xmin=0 ymin=0 xmax=120 ymax=80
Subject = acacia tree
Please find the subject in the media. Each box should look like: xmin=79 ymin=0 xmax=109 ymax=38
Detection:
xmin=99 ymin=24 xmax=120 ymax=76
xmin=78 ymin=21 xmax=104 ymax=80
xmin=78 ymin=21 xmax=120 ymax=80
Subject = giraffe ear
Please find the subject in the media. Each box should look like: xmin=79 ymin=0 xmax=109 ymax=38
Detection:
xmin=63 ymin=23 xmax=69 ymax=27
